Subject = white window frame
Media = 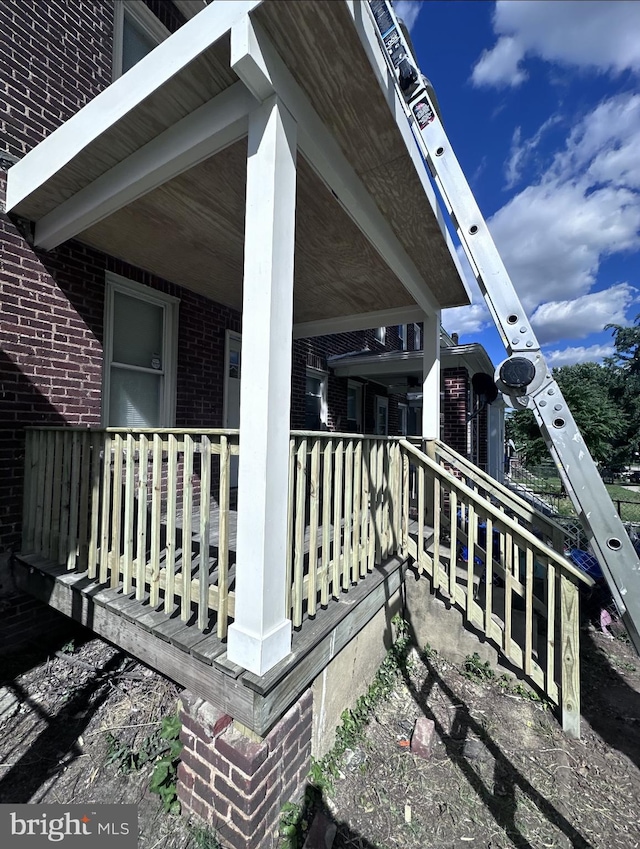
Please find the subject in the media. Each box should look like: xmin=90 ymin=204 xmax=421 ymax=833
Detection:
xmin=347 ymin=379 xmax=363 ymax=432
xmin=102 ymin=272 xmax=179 ymax=427
xmin=397 ymin=401 xmax=408 ymax=436
xmin=398 ymin=324 xmax=407 ymax=350
xmin=112 ymin=0 xmax=171 ymax=81
xmin=374 ymin=395 xmax=389 ymax=436
xmin=375 ymin=326 xmax=386 ymax=344
xmin=305 ymin=367 xmax=328 ymax=431
xmin=223 ymin=329 xmax=242 ymax=428
xmin=413 ymin=322 xmax=422 ymax=351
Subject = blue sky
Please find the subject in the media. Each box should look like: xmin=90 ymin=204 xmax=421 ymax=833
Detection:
xmin=395 ymin=0 xmax=640 ymax=369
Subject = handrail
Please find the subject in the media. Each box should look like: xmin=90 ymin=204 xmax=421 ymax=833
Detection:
xmin=400 ymin=439 xmax=593 ymax=587
xmin=428 ymin=438 xmax=566 ymax=542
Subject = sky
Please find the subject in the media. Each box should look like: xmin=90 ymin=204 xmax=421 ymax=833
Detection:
xmin=394 ymin=0 xmax=640 ymax=370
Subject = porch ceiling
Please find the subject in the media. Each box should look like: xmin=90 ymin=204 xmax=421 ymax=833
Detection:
xmin=6 ymin=0 xmax=470 ymax=322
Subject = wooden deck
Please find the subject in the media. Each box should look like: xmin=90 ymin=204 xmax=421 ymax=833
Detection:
xmin=19 ymin=427 xmax=594 ymax=737
xmin=13 ymin=551 xmax=407 ymax=736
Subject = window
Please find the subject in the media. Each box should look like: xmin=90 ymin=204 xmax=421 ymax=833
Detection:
xmin=347 ymin=380 xmax=363 ymax=432
xmin=375 ymin=327 xmax=386 ymax=344
xmin=305 ymin=369 xmax=327 ymax=430
xmin=112 ymin=0 xmax=170 ymax=80
xmin=103 ymin=274 xmax=178 ymax=427
xmin=374 ymin=396 xmax=388 ymax=436
xmin=398 ymin=402 xmax=408 ymax=436
xmin=398 ymin=324 xmax=407 ymax=350
xmin=413 ymin=322 xmax=422 ymax=351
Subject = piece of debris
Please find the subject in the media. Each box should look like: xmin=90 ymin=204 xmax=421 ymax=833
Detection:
xmin=410 ymin=717 xmax=435 ymax=760
xmin=343 ymin=747 xmax=367 ymax=770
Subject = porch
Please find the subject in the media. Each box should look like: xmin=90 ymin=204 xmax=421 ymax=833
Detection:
xmin=17 ymin=426 xmax=592 ymax=737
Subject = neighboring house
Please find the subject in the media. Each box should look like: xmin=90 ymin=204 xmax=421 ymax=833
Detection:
xmin=0 ymin=3 xmax=577 ymax=846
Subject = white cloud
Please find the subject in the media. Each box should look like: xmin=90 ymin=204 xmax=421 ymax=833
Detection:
xmin=393 ymin=1 xmax=424 ymax=32
xmin=472 ymin=1 xmax=640 ymax=88
xmin=472 ymin=35 xmax=528 ymax=88
xmin=504 ymin=115 xmax=560 ymax=189
xmin=489 ymin=179 xmax=640 ymax=312
xmin=553 ymin=94 xmax=640 ymax=189
xmin=530 ymin=284 xmax=636 ymax=345
xmin=544 ymin=343 xmax=615 ymax=367
xmin=442 ymin=303 xmax=490 ymax=338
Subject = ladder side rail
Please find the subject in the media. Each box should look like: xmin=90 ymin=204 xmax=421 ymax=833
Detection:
xmin=365 ymin=0 xmax=640 ymax=651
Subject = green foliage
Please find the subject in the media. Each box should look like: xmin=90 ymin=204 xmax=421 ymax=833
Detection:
xmin=104 ymin=714 xmax=183 ymax=814
xmin=461 ymin=653 xmax=495 ymax=682
xmin=189 ymin=825 xmax=222 ymax=849
xmin=507 ymin=317 xmax=640 ymax=470
xmin=498 ymin=674 xmax=547 ymax=705
xmin=150 ymin=715 xmax=183 ymax=813
xmin=60 ymin=639 xmax=76 ymax=655
xmin=279 ymin=786 xmax=322 ymax=849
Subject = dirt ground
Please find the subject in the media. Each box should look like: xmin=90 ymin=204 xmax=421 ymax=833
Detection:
xmin=325 ymin=627 xmax=640 ymax=849
xmin=0 ymin=628 xmax=199 ymax=848
xmin=1 ymin=621 xmax=640 ymax=849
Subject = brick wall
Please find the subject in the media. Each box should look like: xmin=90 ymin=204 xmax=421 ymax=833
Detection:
xmin=292 ymin=326 xmax=405 ymax=432
xmin=441 ymin=367 xmax=469 ymax=457
xmin=0 ymin=0 xmax=113 ymax=160
xmin=178 ymin=690 xmax=313 ymax=849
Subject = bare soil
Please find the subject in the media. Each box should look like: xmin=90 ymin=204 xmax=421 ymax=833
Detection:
xmin=0 ymin=628 xmax=198 ymax=848
xmin=325 ymin=627 xmax=640 ymax=849
xmin=1 ymin=623 xmax=639 ymax=849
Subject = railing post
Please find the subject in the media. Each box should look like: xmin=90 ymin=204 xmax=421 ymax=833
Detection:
xmin=425 ymin=439 xmax=436 ymax=525
xmin=560 ymin=572 xmax=581 ymax=738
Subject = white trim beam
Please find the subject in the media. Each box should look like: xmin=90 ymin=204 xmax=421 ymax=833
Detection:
xmin=6 ymin=0 xmax=263 ymax=213
xmin=245 ymin=17 xmax=440 ymax=317
xmin=227 ymin=95 xmax=296 ymax=676
xmin=33 ymin=83 xmax=256 ymax=251
xmin=231 ymin=13 xmax=274 ymax=102
xmin=293 ymin=306 xmax=426 ymax=339
xmin=422 ymin=311 xmax=441 ymax=439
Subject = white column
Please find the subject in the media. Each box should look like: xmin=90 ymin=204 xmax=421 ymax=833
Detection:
xmin=422 ymin=310 xmax=441 ymax=439
xmin=227 ymin=95 xmax=296 ymax=676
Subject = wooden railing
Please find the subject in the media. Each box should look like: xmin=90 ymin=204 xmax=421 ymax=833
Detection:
xmin=427 ymin=438 xmax=567 ymax=553
xmin=398 ymin=438 xmax=593 ymax=736
xmin=22 ymin=427 xmax=593 ymax=733
xmin=286 ymin=432 xmax=404 ymax=627
xmin=21 ymin=427 xmax=239 ymax=637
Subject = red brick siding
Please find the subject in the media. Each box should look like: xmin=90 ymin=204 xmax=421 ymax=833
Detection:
xmin=178 ymin=690 xmax=313 ymax=849
xmin=442 ymin=367 xmax=468 ymax=457
xmin=291 ymin=326 xmax=405 ymax=432
xmin=0 ymin=0 xmax=113 ymax=160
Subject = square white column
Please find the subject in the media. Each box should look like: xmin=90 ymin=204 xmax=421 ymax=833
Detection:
xmin=227 ymin=95 xmax=296 ymax=676
xmin=422 ymin=310 xmax=441 ymax=439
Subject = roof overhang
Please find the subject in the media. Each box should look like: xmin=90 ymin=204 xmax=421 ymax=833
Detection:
xmin=328 ymin=342 xmax=495 ymax=391
xmin=6 ymin=0 xmax=471 ymax=328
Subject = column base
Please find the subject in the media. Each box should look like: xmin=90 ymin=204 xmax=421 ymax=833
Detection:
xmin=227 ymin=618 xmax=292 ymax=676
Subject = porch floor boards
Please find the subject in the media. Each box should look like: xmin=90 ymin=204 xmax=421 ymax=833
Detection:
xmin=13 ymin=550 xmax=407 ymax=735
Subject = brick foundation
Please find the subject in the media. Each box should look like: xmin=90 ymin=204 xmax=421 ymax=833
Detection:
xmin=177 ymin=690 xmax=313 ymax=849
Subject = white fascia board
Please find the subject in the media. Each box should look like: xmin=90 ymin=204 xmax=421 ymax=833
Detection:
xmin=249 ymin=18 xmax=440 ymax=317
xmin=34 ymin=82 xmax=255 ymax=250
xmin=346 ymin=1 xmax=472 ymax=304
xmin=331 ymin=351 xmax=424 ymax=378
xmin=293 ymin=306 xmax=426 ymax=339
xmin=6 ymin=0 xmax=263 ymax=213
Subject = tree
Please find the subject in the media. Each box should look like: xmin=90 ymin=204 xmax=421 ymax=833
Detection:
xmin=506 ymin=361 xmax=627 ymax=468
